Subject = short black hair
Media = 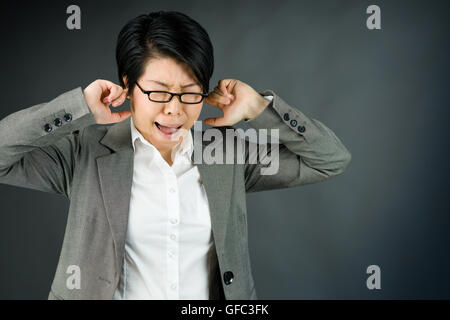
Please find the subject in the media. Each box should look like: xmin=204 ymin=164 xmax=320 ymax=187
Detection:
xmin=116 ymin=11 xmax=214 ymax=95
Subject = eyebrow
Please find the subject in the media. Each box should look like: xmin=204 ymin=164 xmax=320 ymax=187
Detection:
xmin=144 ymin=79 xmax=200 ymax=89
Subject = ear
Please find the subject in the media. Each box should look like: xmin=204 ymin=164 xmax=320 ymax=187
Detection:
xmin=122 ymin=76 xmax=130 ymax=99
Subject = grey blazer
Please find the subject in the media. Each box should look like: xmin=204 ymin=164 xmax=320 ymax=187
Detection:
xmin=0 ymin=87 xmax=351 ymax=300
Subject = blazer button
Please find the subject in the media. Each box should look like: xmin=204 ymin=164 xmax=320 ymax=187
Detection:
xmin=44 ymin=123 xmax=52 ymax=133
xmin=54 ymin=118 xmax=63 ymax=127
xmin=298 ymin=125 xmax=306 ymax=133
xmin=290 ymin=119 xmax=298 ymax=127
xmin=223 ymin=271 xmax=234 ymax=285
xmin=283 ymin=113 xmax=290 ymax=121
xmin=64 ymin=113 xmax=73 ymax=122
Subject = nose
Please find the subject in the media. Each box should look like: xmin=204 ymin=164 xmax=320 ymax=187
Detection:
xmin=163 ymin=95 xmax=183 ymax=116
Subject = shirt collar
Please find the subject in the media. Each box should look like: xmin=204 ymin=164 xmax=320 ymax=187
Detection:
xmin=130 ymin=117 xmax=193 ymax=160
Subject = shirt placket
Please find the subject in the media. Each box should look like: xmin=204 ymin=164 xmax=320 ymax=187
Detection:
xmin=163 ymin=164 xmax=180 ymax=299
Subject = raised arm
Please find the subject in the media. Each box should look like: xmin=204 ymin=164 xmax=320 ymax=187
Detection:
xmin=203 ymin=79 xmax=351 ymax=193
xmin=0 ymin=80 xmax=131 ymax=197
xmin=243 ymin=89 xmax=351 ymax=192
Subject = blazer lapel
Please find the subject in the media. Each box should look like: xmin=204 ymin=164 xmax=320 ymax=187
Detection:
xmin=96 ymin=117 xmax=234 ymax=274
xmin=97 ymin=118 xmax=134 ymax=273
xmin=192 ymin=130 xmax=234 ymax=251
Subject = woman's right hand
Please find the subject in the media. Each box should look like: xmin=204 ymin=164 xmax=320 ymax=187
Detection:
xmin=83 ymin=79 xmax=131 ymax=124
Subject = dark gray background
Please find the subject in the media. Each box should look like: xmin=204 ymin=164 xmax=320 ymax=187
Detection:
xmin=0 ymin=0 xmax=449 ymax=299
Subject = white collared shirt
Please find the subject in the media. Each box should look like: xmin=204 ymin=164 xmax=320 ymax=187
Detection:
xmin=113 ymin=95 xmax=274 ymax=300
xmin=113 ymin=117 xmax=214 ymax=299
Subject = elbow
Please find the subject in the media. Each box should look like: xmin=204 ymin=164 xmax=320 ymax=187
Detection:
xmin=322 ymin=148 xmax=351 ymax=178
xmin=343 ymin=149 xmax=352 ymax=169
xmin=342 ymin=144 xmax=352 ymax=166
xmin=309 ymin=148 xmax=352 ymax=181
xmin=335 ymin=148 xmax=352 ymax=175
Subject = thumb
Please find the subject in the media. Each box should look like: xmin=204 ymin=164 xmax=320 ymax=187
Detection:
xmin=204 ymin=117 xmax=228 ymax=127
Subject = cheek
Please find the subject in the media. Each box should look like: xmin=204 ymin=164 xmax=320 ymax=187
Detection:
xmin=133 ymin=98 xmax=160 ymax=120
xmin=185 ymin=105 xmax=202 ymax=124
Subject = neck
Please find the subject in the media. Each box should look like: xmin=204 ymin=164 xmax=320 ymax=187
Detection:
xmin=158 ymin=147 xmax=174 ymax=167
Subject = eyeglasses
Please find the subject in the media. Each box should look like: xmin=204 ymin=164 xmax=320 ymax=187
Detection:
xmin=135 ymin=82 xmax=208 ymax=104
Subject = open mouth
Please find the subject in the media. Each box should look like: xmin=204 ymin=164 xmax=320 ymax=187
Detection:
xmin=155 ymin=121 xmax=182 ymax=136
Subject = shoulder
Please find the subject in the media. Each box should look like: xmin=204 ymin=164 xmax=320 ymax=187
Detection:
xmin=78 ymin=123 xmax=114 ymax=154
xmin=82 ymin=123 xmax=110 ymax=142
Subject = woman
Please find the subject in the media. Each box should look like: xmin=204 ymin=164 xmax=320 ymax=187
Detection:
xmin=0 ymin=11 xmax=351 ymax=300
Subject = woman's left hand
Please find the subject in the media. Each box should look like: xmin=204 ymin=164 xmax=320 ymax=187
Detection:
xmin=203 ymin=79 xmax=271 ymax=126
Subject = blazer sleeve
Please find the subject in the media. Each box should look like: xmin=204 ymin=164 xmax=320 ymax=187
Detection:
xmin=243 ymin=89 xmax=351 ymax=193
xmin=0 ymin=87 xmax=97 ymax=197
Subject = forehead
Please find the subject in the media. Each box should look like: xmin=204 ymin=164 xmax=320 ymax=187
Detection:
xmin=141 ymin=57 xmax=200 ymax=88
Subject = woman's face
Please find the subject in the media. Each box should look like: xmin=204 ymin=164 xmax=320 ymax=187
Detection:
xmin=126 ymin=57 xmax=204 ymax=154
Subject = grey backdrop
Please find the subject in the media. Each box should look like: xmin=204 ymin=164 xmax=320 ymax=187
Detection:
xmin=0 ymin=0 xmax=449 ymax=299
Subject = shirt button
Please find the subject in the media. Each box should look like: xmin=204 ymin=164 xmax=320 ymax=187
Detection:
xmin=170 ymin=218 xmax=178 ymax=224
xmin=170 ymin=234 xmax=176 ymax=241
xmin=170 ymin=283 xmax=177 ymax=290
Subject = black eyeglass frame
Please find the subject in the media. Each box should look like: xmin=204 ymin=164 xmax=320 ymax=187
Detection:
xmin=135 ymin=82 xmax=209 ymax=104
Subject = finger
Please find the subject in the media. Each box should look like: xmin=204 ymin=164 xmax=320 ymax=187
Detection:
xmin=218 ymin=80 xmax=234 ymax=100
xmin=213 ymin=86 xmax=224 ymax=96
xmin=111 ymin=88 xmax=128 ymax=107
xmin=103 ymin=86 xmax=124 ymax=105
xmin=205 ymin=98 xmax=228 ymax=108
xmin=214 ymin=86 xmax=234 ymax=101
xmin=204 ymin=116 xmax=228 ymax=127
xmin=218 ymin=80 xmax=228 ymax=96
xmin=205 ymin=92 xmax=231 ymax=106
xmin=226 ymin=85 xmax=235 ymax=101
xmin=110 ymin=110 xmax=132 ymax=122
xmin=105 ymin=84 xmax=122 ymax=103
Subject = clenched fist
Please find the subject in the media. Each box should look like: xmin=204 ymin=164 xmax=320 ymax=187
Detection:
xmin=83 ymin=79 xmax=131 ymax=124
xmin=203 ymin=79 xmax=271 ymax=126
